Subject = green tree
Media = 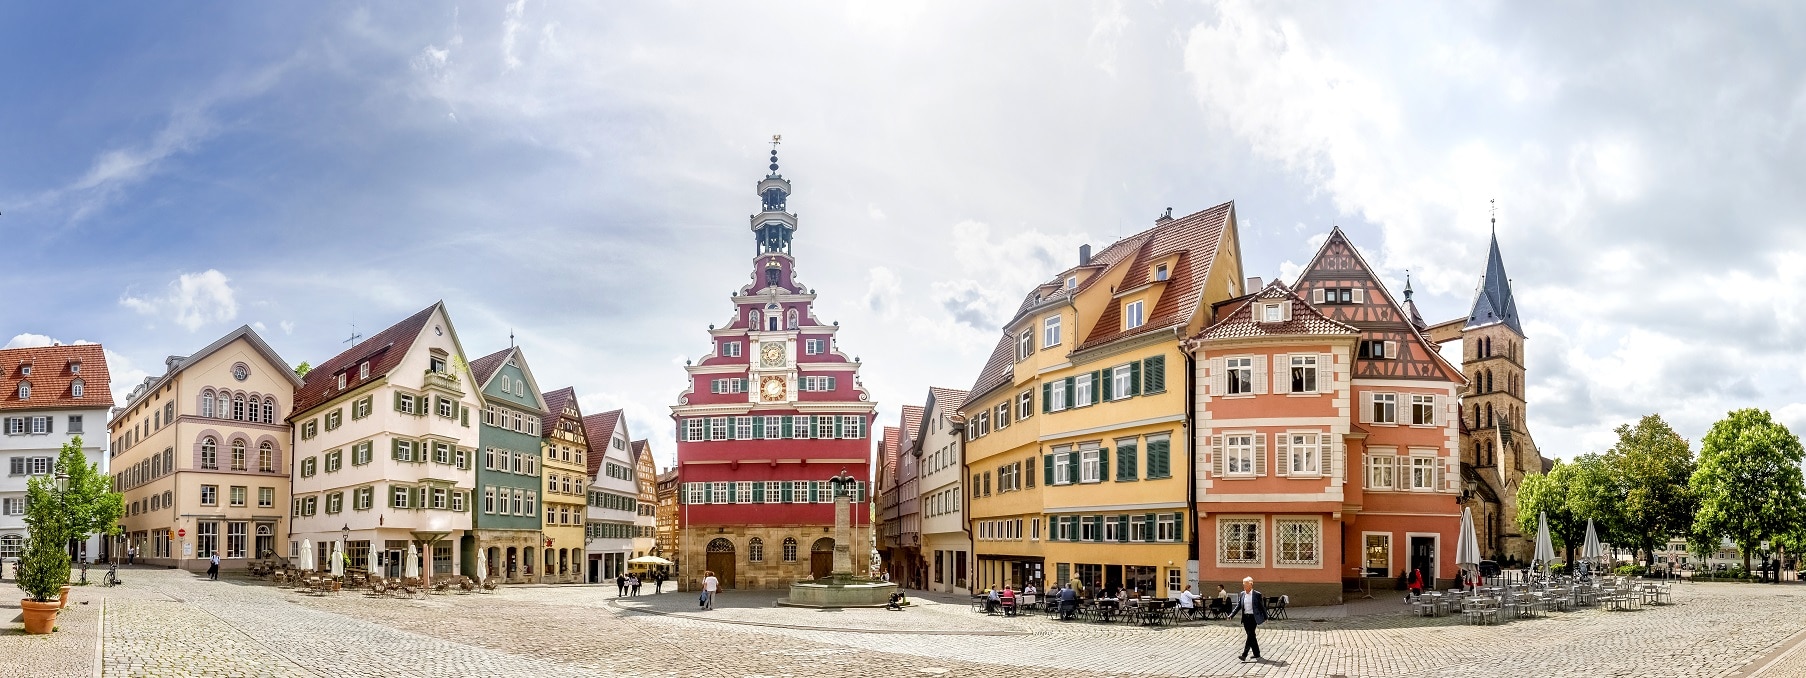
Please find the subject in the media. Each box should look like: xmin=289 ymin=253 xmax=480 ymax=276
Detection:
xmin=1518 ymin=464 xmax=1580 ymax=563
xmin=56 ymin=436 xmax=124 ymax=553
xmin=1518 ymin=455 xmax=1621 ymax=564
xmin=294 ymin=361 xmax=312 ymax=377
xmin=1605 ymin=414 xmax=1695 ymax=566
xmin=1691 ymin=408 xmax=1806 ymax=573
xmin=1564 ymin=453 xmax=1624 ymax=562
xmin=16 ymin=474 xmax=70 ymax=601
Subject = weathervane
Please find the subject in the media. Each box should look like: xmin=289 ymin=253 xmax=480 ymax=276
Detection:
xmin=1490 ymin=198 xmax=1497 ymax=233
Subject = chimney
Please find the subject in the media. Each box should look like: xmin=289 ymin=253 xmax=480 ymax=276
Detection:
xmin=1079 ymin=244 xmax=1092 ymax=266
xmin=1246 ymin=277 xmax=1263 ymax=292
xmin=1156 ymin=207 xmax=1174 ymax=223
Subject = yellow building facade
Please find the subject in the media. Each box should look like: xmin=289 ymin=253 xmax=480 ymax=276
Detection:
xmin=962 ymin=204 xmax=1245 ymax=598
xmin=538 ymin=387 xmax=588 ymax=583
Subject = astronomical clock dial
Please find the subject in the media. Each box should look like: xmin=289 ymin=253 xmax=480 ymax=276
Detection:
xmin=761 ymin=375 xmax=788 ymax=402
xmin=760 ymin=342 xmax=786 ymax=367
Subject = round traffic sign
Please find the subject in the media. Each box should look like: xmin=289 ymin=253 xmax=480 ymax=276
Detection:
xmin=177 ymin=528 xmax=186 ymax=538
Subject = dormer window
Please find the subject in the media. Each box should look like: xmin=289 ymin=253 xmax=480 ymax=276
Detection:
xmin=19 ymin=365 xmax=30 ymax=376
xmin=337 ymin=373 xmax=347 ymax=390
xmin=69 ymin=362 xmax=80 ymax=374
xmin=1124 ymin=300 xmax=1145 ymax=330
xmin=16 ymin=382 xmax=28 ymax=399
xmin=1066 ymin=276 xmax=1078 ymax=290
xmin=1154 ymin=265 xmax=1169 ymax=281
xmin=72 ymin=379 xmax=84 ymax=398
xmin=359 ymin=362 xmax=370 ymax=379
xmin=1261 ymin=302 xmax=1292 ymax=323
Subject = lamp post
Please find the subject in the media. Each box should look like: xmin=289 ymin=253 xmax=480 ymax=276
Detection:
xmin=53 ymin=471 xmax=71 ymax=562
xmin=341 ymin=524 xmax=351 ymax=580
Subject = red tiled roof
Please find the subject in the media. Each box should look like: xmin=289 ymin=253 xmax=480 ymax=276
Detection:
xmin=881 ymin=426 xmax=901 ymax=486
xmin=539 ymin=386 xmax=577 ymax=428
xmin=899 ymin=405 xmax=924 ymax=451
xmin=1077 ymin=202 xmax=1235 ymax=351
xmin=292 ymin=303 xmax=438 ymax=416
xmin=928 ymin=387 xmax=968 ymax=413
xmin=963 ymin=334 xmax=1018 ymax=404
xmin=468 ymin=348 xmax=511 ymax=387
xmin=1194 ymin=281 xmax=1360 ymax=341
xmin=630 ymin=439 xmax=651 ymax=465
xmin=0 ymin=344 xmax=113 ymax=413
xmin=580 ymin=410 xmax=622 ymax=478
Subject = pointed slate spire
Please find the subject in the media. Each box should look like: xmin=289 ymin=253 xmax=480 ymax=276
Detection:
xmin=1401 ymin=270 xmax=1427 ymax=330
xmin=1464 ymin=231 xmax=1523 ymax=334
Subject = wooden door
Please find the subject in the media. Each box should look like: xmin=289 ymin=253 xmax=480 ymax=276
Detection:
xmin=707 ymin=552 xmax=735 ymax=589
xmin=810 ymin=551 xmax=832 ymax=579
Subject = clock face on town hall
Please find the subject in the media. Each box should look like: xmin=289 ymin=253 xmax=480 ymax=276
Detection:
xmin=760 ymin=342 xmax=785 ymax=367
xmin=760 ymin=375 xmax=787 ymax=401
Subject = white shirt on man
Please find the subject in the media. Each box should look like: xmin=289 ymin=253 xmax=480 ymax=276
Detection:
xmin=1240 ymin=590 xmax=1255 ymax=615
xmin=703 ymin=575 xmax=719 ymax=593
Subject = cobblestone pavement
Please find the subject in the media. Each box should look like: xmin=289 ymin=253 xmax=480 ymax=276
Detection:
xmin=4 ymin=567 xmax=1806 ymax=677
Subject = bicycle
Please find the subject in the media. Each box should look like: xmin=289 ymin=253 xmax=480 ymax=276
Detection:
xmin=103 ymin=563 xmax=122 ymax=587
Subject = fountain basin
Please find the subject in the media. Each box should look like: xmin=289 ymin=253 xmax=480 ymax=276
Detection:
xmin=780 ymin=576 xmax=899 ymax=608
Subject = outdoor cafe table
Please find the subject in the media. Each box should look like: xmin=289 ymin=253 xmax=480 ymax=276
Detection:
xmin=1093 ymin=598 xmax=1121 ymax=622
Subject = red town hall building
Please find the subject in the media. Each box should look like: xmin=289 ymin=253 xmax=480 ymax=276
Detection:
xmin=672 ymin=147 xmax=876 ymax=590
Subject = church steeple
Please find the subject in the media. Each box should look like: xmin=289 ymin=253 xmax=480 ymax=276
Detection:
xmin=1465 ymin=216 xmax=1522 ymax=335
xmin=748 ymin=136 xmax=803 ymax=294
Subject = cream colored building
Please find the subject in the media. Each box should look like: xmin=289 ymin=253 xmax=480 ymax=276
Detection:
xmin=110 ymin=326 xmax=300 ymax=571
xmin=538 ymin=386 xmax=589 ymax=584
xmin=914 ymin=387 xmax=970 ymax=595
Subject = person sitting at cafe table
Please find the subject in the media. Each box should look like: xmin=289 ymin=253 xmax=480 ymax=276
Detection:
xmin=1177 ymin=585 xmax=1198 ymax=617
xmin=999 ymin=585 xmax=1017 ymax=616
xmin=1058 ymin=584 xmax=1080 ymax=619
xmin=1021 ymin=582 xmax=1037 ymax=608
xmin=985 ymin=587 xmax=1001 ymax=613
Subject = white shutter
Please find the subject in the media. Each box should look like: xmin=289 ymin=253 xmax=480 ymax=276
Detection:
xmin=1332 ymin=439 xmax=1345 ymax=480
xmin=1211 ymin=358 xmax=1226 ymax=396
xmin=1281 ymin=301 xmax=1293 ymax=321
xmin=1321 ymin=435 xmax=1334 ymax=477
xmin=1273 ymin=354 xmax=1290 ymax=394
xmin=1433 ymin=396 xmax=1447 ymax=426
xmin=1211 ymin=435 xmax=1225 ymax=478
xmin=1436 ymin=461 xmax=1447 ymax=492
xmin=1252 ymin=358 xmax=1267 ymax=395
xmin=1253 ymin=434 xmax=1267 ymax=476
xmin=1275 ymin=433 xmax=1289 ymax=476
xmin=1312 ymin=288 xmax=1325 ymax=304
xmin=1352 ymin=288 xmax=1366 ymax=304
xmin=1319 ymin=353 xmax=1335 ymax=393
xmin=1385 ymin=341 xmax=1398 ymax=359
xmin=1397 ymin=457 xmax=1410 ymax=489
xmin=1359 ymin=392 xmax=1373 ymax=424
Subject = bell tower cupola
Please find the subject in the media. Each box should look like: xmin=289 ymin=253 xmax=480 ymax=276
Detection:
xmin=753 ymin=135 xmax=797 ymax=258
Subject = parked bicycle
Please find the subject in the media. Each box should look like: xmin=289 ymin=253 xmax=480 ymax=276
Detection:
xmin=103 ymin=562 xmax=122 ymax=587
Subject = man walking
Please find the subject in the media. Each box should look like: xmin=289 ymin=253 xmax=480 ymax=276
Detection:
xmin=207 ymin=552 xmax=221 ymax=581
xmin=1228 ymin=576 xmax=1267 ymax=662
xmin=616 ymin=572 xmax=627 ymax=597
xmin=702 ymin=570 xmax=720 ymax=610
xmin=653 ymin=570 xmax=665 ymax=593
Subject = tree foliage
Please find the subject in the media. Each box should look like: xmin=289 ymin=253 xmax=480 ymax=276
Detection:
xmin=58 ymin=436 xmax=124 ymax=546
xmin=294 ymin=361 xmax=311 ymax=377
xmin=1605 ymin=414 xmax=1695 ymax=565
xmin=1690 ymin=408 xmax=1806 ymax=572
xmin=16 ymin=473 xmax=70 ymax=602
xmin=1518 ymin=454 xmax=1621 ymax=564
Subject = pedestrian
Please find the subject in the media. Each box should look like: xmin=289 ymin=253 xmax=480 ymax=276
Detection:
xmin=1409 ymin=568 xmax=1424 ymax=599
xmin=1228 ymin=576 xmax=1267 ymax=663
xmin=652 ymin=570 xmax=664 ymax=593
xmin=616 ymin=572 xmax=627 ymax=597
xmin=702 ymin=570 xmax=719 ymax=610
xmin=630 ymin=573 xmax=642 ymax=596
xmin=207 ymin=552 xmax=221 ymax=581
xmin=999 ymin=585 xmax=1016 ymax=616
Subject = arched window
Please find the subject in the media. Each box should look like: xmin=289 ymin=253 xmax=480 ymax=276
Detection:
xmin=231 ymin=440 xmax=247 ymax=471
xmin=263 ymin=398 xmax=275 ymax=423
xmin=259 ymin=442 xmax=274 ymax=472
xmin=1484 ymin=371 xmax=1493 ymax=394
xmin=707 ymin=538 xmax=734 ymax=553
xmin=749 ymin=537 xmax=764 ymax=562
xmin=1472 ymin=405 xmax=1480 ymax=428
xmin=811 ymin=538 xmax=835 ymax=554
xmin=71 ymin=379 xmax=84 ymax=398
xmin=232 ymin=395 xmax=246 ymax=421
xmin=781 ymin=537 xmax=798 ymax=562
xmin=786 ymin=308 xmax=799 ymax=330
xmin=201 ymin=437 xmax=218 ymax=469
xmin=202 ymin=390 xmax=215 ymax=418
xmin=16 ymin=382 xmax=28 ymax=399
xmin=1484 ymin=403 xmax=1494 ymax=428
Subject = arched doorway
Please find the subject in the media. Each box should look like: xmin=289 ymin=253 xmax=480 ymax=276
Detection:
xmin=810 ymin=538 xmax=835 ymax=580
xmin=706 ymin=538 xmax=736 ymax=589
xmin=506 ymin=547 xmax=519 ymax=580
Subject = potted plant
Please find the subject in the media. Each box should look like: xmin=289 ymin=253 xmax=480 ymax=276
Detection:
xmin=17 ymin=474 xmax=71 ymax=634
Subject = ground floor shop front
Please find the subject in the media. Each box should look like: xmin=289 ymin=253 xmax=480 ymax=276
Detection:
xmin=922 ymin=533 xmax=970 ymax=595
xmin=1196 ymin=506 xmax=1459 ymax=606
xmin=115 ymin=517 xmax=280 ymax=572
xmin=674 ymin=524 xmax=871 ymax=590
xmin=290 ymin=528 xmax=463 ymax=581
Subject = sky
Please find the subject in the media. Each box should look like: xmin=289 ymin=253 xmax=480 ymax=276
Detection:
xmin=5 ymin=1 xmax=1806 ymax=470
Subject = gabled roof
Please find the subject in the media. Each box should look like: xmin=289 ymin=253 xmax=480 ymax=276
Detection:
xmin=900 ymin=405 xmax=924 ymax=443
xmin=1293 ymin=228 xmax=1466 ymax=385
xmin=1077 ymin=201 xmax=1236 ymax=351
xmin=630 ymin=439 xmax=651 ymax=465
xmin=117 ymin=324 xmax=302 ymax=414
xmin=964 ymin=334 xmax=1019 ymax=404
xmin=292 ymin=303 xmax=439 ymax=415
xmin=468 ymin=349 xmax=511 ymax=386
xmin=1194 ymin=281 xmax=1360 ymax=342
xmin=1465 ymin=233 xmax=1523 ymax=334
xmin=539 ymin=386 xmax=578 ymax=434
xmin=468 ymin=346 xmax=548 ymax=414
xmin=0 ymin=343 xmax=113 ymax=413
xmin=580 ymin=410 xmax=623 ymax=478
xmin=880 ymin=426 xmax=901 ymax=487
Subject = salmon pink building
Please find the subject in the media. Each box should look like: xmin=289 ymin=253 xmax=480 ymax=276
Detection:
xmin=1189 ymin=229 xmax=1464 ymax=605
xmin=670 ymin=146 xmax=875 ymax=590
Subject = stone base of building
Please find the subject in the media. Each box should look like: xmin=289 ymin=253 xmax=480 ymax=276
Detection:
xmin=678 ymin=524 xmax=871 ymax=591
xmin=466 ymin=529 xmax=545 ymax=584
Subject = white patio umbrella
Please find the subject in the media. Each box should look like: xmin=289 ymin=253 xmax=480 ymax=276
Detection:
xmin=366 ymin=542 xmax=379 ymax=578
xmin=404 ymin=542 xmax=420 ymax=579
xmin=1581 ymin=520 xmax=1604 ymax=564
xmin=476 ymin=549 xmax=487 ymax=584
xmin=300 ymin=539 xmax=315 ymax=572
xmin=1533 ymin=511 xmax=1558 ymax=582
xmin=626 ymin=555 xmax=673 ymax=566
xmin=330 ymin=542 xmax=344 ymax=578
xmin=1455 ymin=506 xmax=1483 ymax=587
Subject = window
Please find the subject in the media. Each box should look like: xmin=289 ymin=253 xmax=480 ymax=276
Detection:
xmin=1155 ymin=264 xmax=1168 ymax=281
xmin=1366 ymin=454 xmax=1396 ymax=490
xmin=326 ymin=492 xmax=344 ymax=514
xmin=1124 ymin=300 xmax=1144 ymax=329
xmin=300 ymin=457 xmax=316 ymax=477
xmin=749 ymin=537 xmax=764 ymax=562
xmin=722 ymin=341 xmax=742 ymax=357
xmin=1224 ymin=434 xmax=1254 ymax=475
xmin=1017 ymin=329 xmax=1033 ymax=360
xmin=1412 ymin=456 xmax=1437 ymax=490
xmin=1226 ymin=357 xmax=1253 ymax=395
xmin=230 ymin=486 xmax=246 ymax=507
xmin=1104 ymin=517 xmax=1122 ymax=542
xmin=301 ymin=420 xmax=317 ymax=439
xmin=351 ymin=441 xmax=372 ymax=466
xmin=783 ymin=537 xmax=798 ymax=562
xmin=200 ymin=485 xmax=219 ymax=506
xmin=1079 ymin=447 xmax=1100 ymax=483
xmin=202 ymin=391 xmax=215 ymax=418
xmin=259 ymin=443 xmax=274 ymax=472
xmin=1219 ymin=519 xmax=1261 ymax=564
xmin=1411 ymin=395 xmax=1436 ymax=426
xmin=393 ymin=486 xmax=411 ymax=508
xmin=1289 ymin=355 xmax=1318 ymax=393
xmin=325 ymin=450 xmax=343 ymax=473
xmin=1157 ymin=514 xmax=1178 ymax=542
xmin=1145 ymin=434 xmax=1172 ymax=479
xmin=1371 ymin=393 xmax=1397 ymax=424
xmin=1042 ymin=315 xmax=1061 ymax=348
xmin=1052 ymin=449 xmax=1071 ymax=485
xmin=1359 ymin=340 xmax=1396 ymax=359
xmin=397 ymin=393 xmax=416 ymax=415
xmin=325 ymin=410 xmax=342 ymax=431
xmin=1286 ymin=433 xmax=1320 ymax=475
xmin=437 ymin=397 xmax=455 ymax=418
xmin=1277 ymin=519 xmax=1320 ymax=565
xmin=1017 ymin=390 xmax=1033 ymax=419
xmin=353 ymin=397 xmax=372 ymax=420
xmin=231 ymin=440 xmax=246 ymax=471
xmin=258 ymin=487 xmax=274 ymax=508
xmin=805 ymin=338 xmax=824 ymax=355
xmin=1066 ymin=276 xmax=1078 ymax=289
xmin=995 ymin=403 xmax=1010 ymax=430
xmin=1075 ymin=374 xmax=1093 ymax=407
xmin=16 ymin=382 xmax=28 ymax=399
xmin=201 ymin=438 xmax=218 ymax=469
xmin=71 ymin=379 xmax=85 ymax=398
xmin=1047 ymin=381 xmax=1067 ymax=411
xmin=198 ymin=521 xmax=219 ymax=559
xmin=1111 ymin=366 xmax=1133 ymax=400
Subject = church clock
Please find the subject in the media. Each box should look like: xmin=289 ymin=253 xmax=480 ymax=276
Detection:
xmin=760 ymin=342 xmax=786 ymax=367
xmin=760 ymin=375 xmax=788 ymax=402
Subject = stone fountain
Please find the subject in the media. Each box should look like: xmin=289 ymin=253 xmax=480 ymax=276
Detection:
xmin=781 ymin=468 xmax=898 ymax=608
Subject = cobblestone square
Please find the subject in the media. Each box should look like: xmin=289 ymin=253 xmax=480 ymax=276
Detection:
xmin=3 ymin=568 xmax=1805 ymax=677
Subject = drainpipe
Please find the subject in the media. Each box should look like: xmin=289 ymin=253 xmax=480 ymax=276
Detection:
xmin=957 ymin=435 xmax=973 ymax=594
xmin=1183 ymin=342 xmax=1199 ymax=566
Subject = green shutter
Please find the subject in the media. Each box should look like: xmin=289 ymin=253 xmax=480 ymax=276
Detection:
xmin=781 ymin=481 xmax=793 ymax=503
xmin=1066 ymin=452 xmax=1080 ymax=484
xmin=1042 ymin=383 xmax=1052 ymax=413
xmin=391 ymin=439 xmax=401 ymax=460
xmin=1064 ymin=378 xmax=1076 ymax=408
xmin=1092 ymin=370 xmax=1104 ymax=404
xmin=753 ymin=417 xmax=765 ymax=439
xmin=1145 ymin=513 xmax=1157 ymax=540
xmin=460 ymin=406 xmax=469 ymax=427
xmin=1043 ymin=454 xmax=1054 ymax=485
xmin=1130 ymin=361 xmax=1142 ymax=396
xmin=1119 ymin=441 xmax=1138 ymax=481
xmin=827 ymin=376 xmax=837 ymax=390
xmin=834 ymin=417 xmax=845 ymax=439
xmin=703 ymin=483 xmax=713 ymax=503
xmin=1150 ymin=438 xmax=1170 ymax=478
xmin=394 ymin=391 xmax=405 ymax=411
xmin=752 ymin=481 xmax=764 ymax=503
xmin=1144 ymin=355 xmax=1166 ymax=394
xmin=1117 ymin=515 xmax=1130 ymax=543
xmin=1098 ymin=448 xmax=1109 ymax=482
xmin=782 ymin=416 xmax=794 ymax=438
xmin=1101 ymin=367 xmax=1114 ymax=401
xmin=1173 ymin=512 xmax=1185 ymax=542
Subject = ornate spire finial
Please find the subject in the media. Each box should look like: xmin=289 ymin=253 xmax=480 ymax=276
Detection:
xmin=1490 ymin=198 xmax=1496 ymax=234
xmin=768 ymin=134 xmax=782 ymax=174
xmin=1404 ymin=269 xmax=1414 ymax=300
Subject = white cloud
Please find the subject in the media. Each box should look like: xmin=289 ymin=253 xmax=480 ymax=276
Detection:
xmin=280 ymin=321 xmax=295 ymax=335
xmin=4 ymin=334 xmax=61 ymax=349
xmin=104 ymin=349 xmax=151 ymax=409
xmin=120 ymin=270 xmax=239 ymax=332
xmin=867 ymin=204 xmax=886 ymax=221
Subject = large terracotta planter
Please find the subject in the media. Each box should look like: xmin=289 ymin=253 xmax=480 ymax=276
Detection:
xmin=20 ymin=600 xmax=59 ymax=634
xmin=57 ymin=586 xmax=71 ymax=609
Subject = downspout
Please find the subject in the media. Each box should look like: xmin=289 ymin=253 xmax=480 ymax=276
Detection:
xmin=958 ymin=434 xmax=973 ymax=593
xmin=1183 ymin=342 xmax=1199 ymax=567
